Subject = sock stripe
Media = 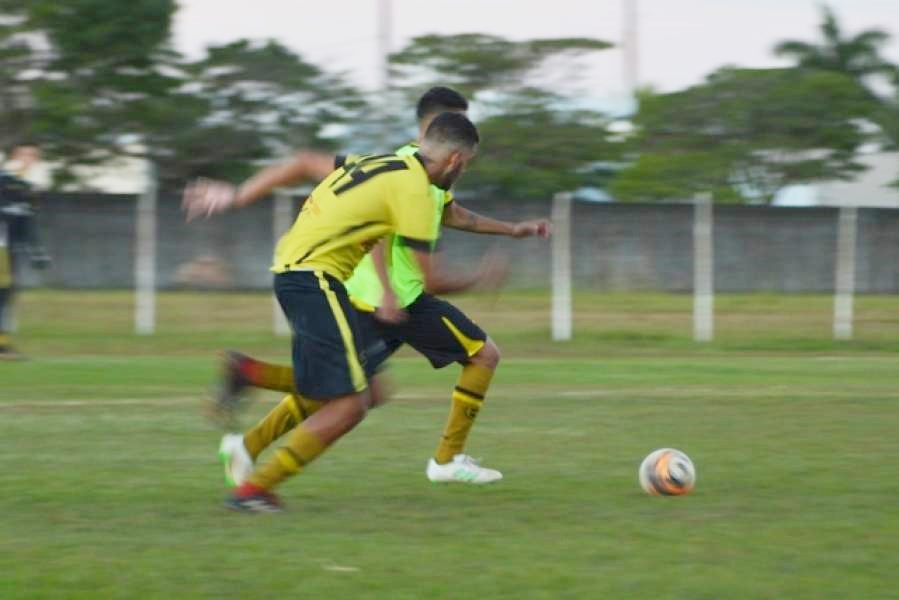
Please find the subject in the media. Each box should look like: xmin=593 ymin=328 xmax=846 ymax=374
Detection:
xmin=454 ymin=385 xmax=485 ymax=401
xmin=277 ymin=447 xmax=306 ymax=473
xmin=285 ymin=446 xmax=307 ymax=466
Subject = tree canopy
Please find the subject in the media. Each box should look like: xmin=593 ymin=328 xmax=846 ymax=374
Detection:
xmin=0 ymin=1 xmax=896 ymax=200
xmin=612 ymin=67 xmax=874 ymax=203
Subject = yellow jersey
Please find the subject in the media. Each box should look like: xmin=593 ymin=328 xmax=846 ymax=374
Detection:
xmin=272 ymin=152 xmax=438 ymax=281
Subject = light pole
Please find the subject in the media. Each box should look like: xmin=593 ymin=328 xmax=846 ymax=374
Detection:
xmin=623 ymin=0 xmax=639 ymax=95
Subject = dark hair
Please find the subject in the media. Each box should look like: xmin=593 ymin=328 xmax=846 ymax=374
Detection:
xmin=422 ymin=111 xmax=479 ymax=149
xmin=416 ymin=86 xmax=468 ymax=121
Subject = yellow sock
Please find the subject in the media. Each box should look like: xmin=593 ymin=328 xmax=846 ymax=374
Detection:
xmin=0 ymin=333 xmax=9 ymax=348
xmin=434 ymin=364 xmax=494 ymax=464
xmin=239 ymin=357 xmax=295 ymax=393
xmin=243 ymin=394 xmax=323 ymax=459
xmin=248 ymin=425 xmax=326 ymax=489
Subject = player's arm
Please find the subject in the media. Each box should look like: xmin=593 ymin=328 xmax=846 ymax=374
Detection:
xmin=182 ymin=150 xmax=336 ymax=221
xmin=406 ymin=242 xmax=506 ymax=295
xmin=392 ymin=182 xmax=506 ymax=294
xmin=442 ymin=201 xmax=551 ymax=239
xmin=370 ymin=239 xmax=405 ymax=324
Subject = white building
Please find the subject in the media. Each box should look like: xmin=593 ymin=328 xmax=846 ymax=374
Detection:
xmin=775 ymin=152 xmax=899 ymax=208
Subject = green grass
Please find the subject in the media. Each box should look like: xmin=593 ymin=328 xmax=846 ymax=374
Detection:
xmin=1 ymin=290 xmax=898 ymax=598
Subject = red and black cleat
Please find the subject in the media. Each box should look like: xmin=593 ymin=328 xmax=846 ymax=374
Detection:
xmin=226 ymin=482 xmax=283 ymax=513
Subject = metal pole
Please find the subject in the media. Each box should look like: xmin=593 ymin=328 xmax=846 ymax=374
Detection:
xmin=551 ymin=192 xmax=573 ymax=341
xmin=623 ymin=0 xmax=639 ymax=94
xmin=134 ymin=162 xmax=157 ymax=335
xmin=833 ymin=206 xmax=857 ymax=340
xmin=377 ymin=0 xmax=392 ymax=91
xmin=693 ymin=193 xmax=714 ymax=342
xmin=272 ymin=190 xmax=293 ymax=337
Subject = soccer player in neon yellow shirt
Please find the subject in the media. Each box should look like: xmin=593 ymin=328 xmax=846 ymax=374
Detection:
xmin=184 ymin=88 xmax=549 ymax=494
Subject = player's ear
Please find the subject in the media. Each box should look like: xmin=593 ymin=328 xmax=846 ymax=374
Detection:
xmin=447 ymin=150 xmax=464 ymax=169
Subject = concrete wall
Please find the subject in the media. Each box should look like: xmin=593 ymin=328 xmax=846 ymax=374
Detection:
xmin=17 ymin=194 xmax=899 ymax=293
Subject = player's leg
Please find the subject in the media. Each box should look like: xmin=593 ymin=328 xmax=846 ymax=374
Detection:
xmin=221 ymin=351 xmax=295 ymax=396
xmin=0 ymin=286 xmax=12 ymax=357
xmin=396 ymin=294 xmax=502 ymax=483
xmin=226 ymin=271 xmax=372 ymax=512
xmin=225 ymin=379 xmax=391 ymax=489
xmin=212 ymin=306 xmax=400 ymax=422
xmin=0 ymin=244 xmax=19 ymax=359
xmin=219 ymin=391 xmax=322 ymax=487
xmin=434 ymin=335 xmax=499 ymax=455
xmin=222 ymin=304 xmax=401 ymax=484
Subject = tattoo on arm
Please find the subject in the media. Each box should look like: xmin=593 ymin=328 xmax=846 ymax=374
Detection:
xmin=445 ymin=202 xmax=515 ymax=235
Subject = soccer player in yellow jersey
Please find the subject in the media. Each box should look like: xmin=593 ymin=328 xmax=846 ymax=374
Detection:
xmin=184 ymin=88 xmax=550 ymax=492
xmin=192 ymin=112 xmax=486 ymax=512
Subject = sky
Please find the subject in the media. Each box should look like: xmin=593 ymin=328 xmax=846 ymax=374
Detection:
xmin=173 ymin=0 xmax=899 ymax=101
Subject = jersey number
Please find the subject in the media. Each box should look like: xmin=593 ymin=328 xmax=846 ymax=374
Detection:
xmin=330 ymin=155 xmax=409 ymax=196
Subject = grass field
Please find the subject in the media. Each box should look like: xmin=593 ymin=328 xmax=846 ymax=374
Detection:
xmin=2 ymin=290 xmax=898 ymax=598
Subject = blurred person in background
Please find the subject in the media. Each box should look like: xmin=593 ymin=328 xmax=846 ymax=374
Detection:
xmin=185 ymin=87 xmax=551 ymax=489
xmin=0 ymin=144 xmax=51 ymax=360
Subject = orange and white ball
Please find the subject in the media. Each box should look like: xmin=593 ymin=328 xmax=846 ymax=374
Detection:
xmin=639 ymin=448 xmax=696 ymax=496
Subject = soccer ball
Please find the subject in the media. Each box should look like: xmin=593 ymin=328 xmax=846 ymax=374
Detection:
xmin=638 ymin=448 xmax=696 ymax=496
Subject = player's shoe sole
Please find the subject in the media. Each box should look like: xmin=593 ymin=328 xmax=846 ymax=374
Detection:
xmin=226 ymin=483 xmax=283 ymax=513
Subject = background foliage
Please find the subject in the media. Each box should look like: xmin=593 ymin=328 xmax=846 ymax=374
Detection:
xmin=0 ymin=1 xmax=896 ymax=198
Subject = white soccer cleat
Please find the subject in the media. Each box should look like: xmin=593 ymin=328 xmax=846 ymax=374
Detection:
xmin=218 ymin=433 xmax=254 ymax=488
xmin=426 ymin=454 xmax=503 ymax=484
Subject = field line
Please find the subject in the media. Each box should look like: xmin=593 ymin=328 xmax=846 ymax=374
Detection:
xmin=3 ymin=384 xmax=897 ymax=410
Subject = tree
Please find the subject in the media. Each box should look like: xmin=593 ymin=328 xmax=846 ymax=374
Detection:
xmin=774 ymin=5 xmax=897 ymax=93
xmin=460 ymin=90 xmax=620 ymax=200
xmin=0 ymin=0 xmax=43 ymax=151
xmin=389 ymin=34 xmax=612 ymax=99
xmin=774 ymin=4 xmax=899 ymax=188
xmin=2 ymin=1 xmax=366 ymax=191
xmin=611 ymin=67 xmax=874 ymax=203
xmin=18 ymin=0 xmax=181 ymax=184
xmin=168 ymin=40 xmax=364 ymax=187
xmin=384 ymin=34 xmax=618 ymax=199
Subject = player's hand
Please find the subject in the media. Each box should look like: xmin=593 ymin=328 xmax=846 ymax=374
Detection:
xmin=511 ymin=219 xmax=552 ymax=239
xmin=374 ymin=289 xmax=407 ymax=324
xmin=475 ymin=250 xmax=510 ymax=291
xmin=182 ymin=178 xmax=238 ymax=222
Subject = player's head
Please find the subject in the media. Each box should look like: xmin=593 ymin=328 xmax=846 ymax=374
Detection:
xmin=416 ymin=86 xmax=468 ymax=135
xmin=418 ymin=111 xmax=479 ymax=189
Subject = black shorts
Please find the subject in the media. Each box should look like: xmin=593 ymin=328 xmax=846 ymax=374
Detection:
xmin=274 ymin=271 xmax=369 ymax=400
xmin=357 ymin=293 xmax=488 ymax=371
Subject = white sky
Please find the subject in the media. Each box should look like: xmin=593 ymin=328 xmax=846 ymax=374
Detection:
xmin=173 ymin=0 xmax=899 ymax=97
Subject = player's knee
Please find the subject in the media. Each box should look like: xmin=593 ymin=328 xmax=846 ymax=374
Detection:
xmin=353 ymin=394 xmax=369 ymax=419
xmin=472 ymin=338 xmax=501 ymax=370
